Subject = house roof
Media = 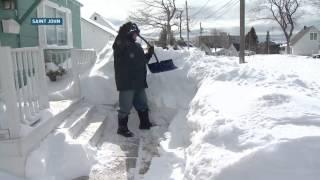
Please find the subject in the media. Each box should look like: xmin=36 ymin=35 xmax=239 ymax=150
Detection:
xmin=81 ymin=17 xmax=117 ymax=36
xmin=291 ymin=26 xmax=318 ymax=45
xmin=90 ymin=12 xmax=118 ymax=32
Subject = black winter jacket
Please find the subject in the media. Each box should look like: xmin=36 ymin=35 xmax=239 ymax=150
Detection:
xmin=113 ymin=37 xmax=152 ymax=91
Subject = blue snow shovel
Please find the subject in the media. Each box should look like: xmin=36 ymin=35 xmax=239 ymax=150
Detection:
xmin=138 ymin=35 xmax=178 ymax=73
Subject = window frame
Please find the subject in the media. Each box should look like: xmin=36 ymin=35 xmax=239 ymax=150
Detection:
xmin=1 ymin=0 xmax=15 ymax=10
xmin=45 ymin=6 xmax=68 ymax=46
xmin=310 ymin=32 xmax=318 ymax=41
xmin=37 ymin=0 xmax=73 ymax=49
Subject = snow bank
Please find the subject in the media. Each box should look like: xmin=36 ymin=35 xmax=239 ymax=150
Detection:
xmin=0 ymin=172 xmax=23 ymax=180
xmin=29 ymin=40 xmax=320 ymax=180
xmin=48 ymin=73 xmax=77 ymax=101
xmin=26 ymin=130 xmax=96 ymax=180
xmin=144 ymin=52 xmax=320 ymax=179
xmin=215 ymin=137 xmax=320 ymax=180
xmin=81 ymin=43 xmax=320 ymax=179
xmin=80 ymin=41 xmax=118 ymax=105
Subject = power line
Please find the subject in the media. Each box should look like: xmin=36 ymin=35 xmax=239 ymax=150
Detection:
xmin=210 ymin=0 xmax=239 ymax=20
xmin=190 ymin=0 xmax=212 ymax=18
xmin=187 ymin=0 xmax=240 ymax=34
xmin=204 ymin=0 xmax=238 ymax=19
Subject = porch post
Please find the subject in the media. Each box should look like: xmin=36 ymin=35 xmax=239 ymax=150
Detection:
xmin=71 ymin=49 xmax=81 ymax=99
xmin=0 ymin=47 xmax=21 ymax=139
xmin=38 ymin=48 xmax=49 ymax=109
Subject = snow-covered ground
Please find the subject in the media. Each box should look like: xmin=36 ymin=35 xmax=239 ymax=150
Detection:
xmin=2 ymin=43 xmax=320 ymax=180
xmin=79 ymin=45 xmax=320 ymax=180
xmin=143 ymin=52 xmax=320 ymax=180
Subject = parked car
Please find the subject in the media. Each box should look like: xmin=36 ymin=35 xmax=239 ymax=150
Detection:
xmin=312 ymin=54 xmax=320 ymax=59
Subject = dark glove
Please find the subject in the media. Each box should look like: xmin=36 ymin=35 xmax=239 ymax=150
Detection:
xmin=148 ymin=46 xmax=155 ymax=55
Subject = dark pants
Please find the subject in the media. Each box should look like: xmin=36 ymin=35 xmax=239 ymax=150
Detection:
xmin=118 ymin=89 xmax=148 ymax=119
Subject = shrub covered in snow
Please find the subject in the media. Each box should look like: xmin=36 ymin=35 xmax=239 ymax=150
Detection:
xmin=45 ymin=62 xmax=66 ymax=81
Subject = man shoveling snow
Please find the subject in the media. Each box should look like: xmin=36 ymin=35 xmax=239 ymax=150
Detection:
xmin=112 ymin=22 xmax=154 ymax=137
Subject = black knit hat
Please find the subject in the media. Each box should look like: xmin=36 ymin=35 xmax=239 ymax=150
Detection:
xmin=128 ymin=23 xmax=140 ymax=35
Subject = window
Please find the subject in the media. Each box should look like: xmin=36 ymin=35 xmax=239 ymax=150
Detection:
xmin=2 ymin=0 xmax=15 ymax=9
xmin=45 ymin=6 xmax=67 ymax=46
xmin=310 ymin=32 xmax=318 ymax=41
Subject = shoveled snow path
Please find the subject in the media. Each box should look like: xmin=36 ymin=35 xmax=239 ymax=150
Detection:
xmin=87 ymin=106 xmax=158 ymax=180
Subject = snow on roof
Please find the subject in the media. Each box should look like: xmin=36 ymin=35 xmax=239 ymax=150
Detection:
xmin=291 ymin=26 xmax=319 ymax=45
xmin=81 ymin=17 xmax=117 ymax=36
xmin=90 ymin=12 xmax=119 ymax=32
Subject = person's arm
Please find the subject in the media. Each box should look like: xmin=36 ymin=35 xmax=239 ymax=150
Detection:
xmin=144 ymin=46 xmax=154 ymax=63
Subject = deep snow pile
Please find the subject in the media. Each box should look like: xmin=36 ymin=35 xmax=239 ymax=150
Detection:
xmin=26 ymin=130 xmax=96 ymax=180
xmin=79 ymin=43 xmax=320 ymax=179
xmin=80 ymin=41 xmax=119 ymax=105
xmin=68 ymin=42 xmax=320 ymax=180
xmin=143 ymin=52 xmax=320 ymax=180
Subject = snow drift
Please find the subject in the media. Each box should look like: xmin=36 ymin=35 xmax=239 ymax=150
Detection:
xmin=78 ymin=42 xmax=320 ymax=180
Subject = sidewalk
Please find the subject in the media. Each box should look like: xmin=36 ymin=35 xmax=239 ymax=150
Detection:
xmin=89 ymin=109 xmax=141 ymax=180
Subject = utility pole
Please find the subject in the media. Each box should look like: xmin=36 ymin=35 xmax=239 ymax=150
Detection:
xmin=199 ymin=22 xmax=202 ymax=46
xmin=266 ymin=30 xmax=270 ymax=54
xmin=186 ymin=0 xmax=190 ymax=49
xmin=240 ymin=0 xmax=245 ymax=63
xmin=179 ymin=10 xmax=183 ymax=40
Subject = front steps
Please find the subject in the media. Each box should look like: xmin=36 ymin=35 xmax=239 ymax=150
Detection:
xmin=0 ymin=100 xmax=81 ymax=177
xmin=57 ymin=103 xmax=109 ymax=147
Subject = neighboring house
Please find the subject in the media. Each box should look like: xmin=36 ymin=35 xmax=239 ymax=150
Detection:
xmin=0 ymin=0 xmax=83 ymax=65
xmin=90 ymin=12 xmax=118 ymax=32
xmin=81 ymin=17 xmax=116 ymax=53
xmin=198 ymin=34 xmax=240 ymax=51
xmin=290 ymin=26 xmax=320 ymax=56
xmin=198 ymin=33 xmax=230 ymax=49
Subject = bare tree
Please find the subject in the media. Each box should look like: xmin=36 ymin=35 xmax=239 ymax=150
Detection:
xmin=129 ymin=0 xmax=178 ymax=46
xmin=309 ymin=0 xmax=320 ymax=9
xmin=177 ymin=9 xmax=185 ymax=41
xmin=252 ymin=0 xmax=302 ymax=54
xmin=310 ymin=0 xmax=320 ymax=8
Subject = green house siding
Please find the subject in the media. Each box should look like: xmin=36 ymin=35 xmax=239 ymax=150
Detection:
xmin=0 ymin=0 xmax=82 ymax=48
xmin=17 ymin=0 xmax=39 ymax=47
xmin=68 ymin=1 xmax=81 ymax=48
xmin=0 ymin=10 xmax=18 ymax=47
xmin=0 ymin=33 xmax=18 ymax=47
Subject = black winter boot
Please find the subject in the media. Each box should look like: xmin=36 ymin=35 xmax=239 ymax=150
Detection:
xmin=137 ymin=110 xmax=153 ymax=130
xmin=117 ymin=116 xmax=134 ymax=137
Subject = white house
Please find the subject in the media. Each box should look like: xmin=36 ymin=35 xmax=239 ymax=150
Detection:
xmin=290 ymin=26 xmax=320 ymax=56
xmin=81 ymin=17 xmax=117 ymax=53
xmin=89 ymin=12 xmax=118 ymax=32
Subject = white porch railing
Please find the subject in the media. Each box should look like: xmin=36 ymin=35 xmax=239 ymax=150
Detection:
xmin=0 ymin=47 xmax=96 ymax=140
xmin=0 ymin=47 xmax=49 ymax=139
xmin=71 ymin=49 xmax=97 ymax=98
xmin=11 ymin=47 xmax=50 ymax=125
xmin=45 ymin=49 xmax=72 ymax=71
xmin=44 ymin=49 xmax=96 ymax=101
xmin=0 ymin=47 xmax=20 ymax=139
xmin=71 ymin=49 xmax=96 ymax=74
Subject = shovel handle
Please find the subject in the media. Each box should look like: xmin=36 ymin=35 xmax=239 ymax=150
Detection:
xmin=138 ymin=34 xmax=160 ymax=63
